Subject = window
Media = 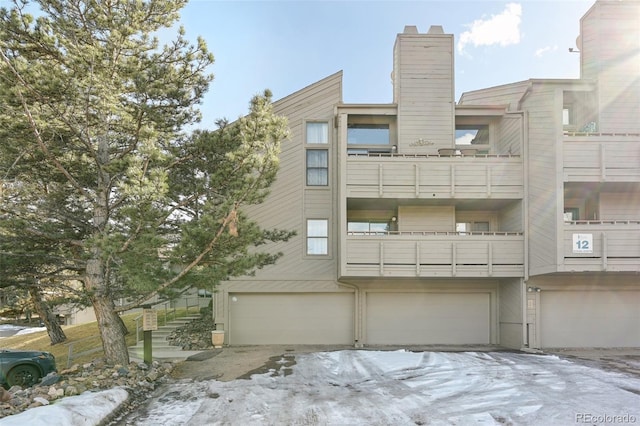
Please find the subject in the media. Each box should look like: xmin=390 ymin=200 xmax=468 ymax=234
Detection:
xmin=563 ymin=106 xmax=574 ymax=127
xmin=347 ymin=124 xmax=390 ymax=145
xmin=306 ymin=149 xmax=328 ymax=186
xmin=307 ymin=219 xmax=328 ymax=255
xmin=455 ymin=125 xmax=489 ymax=145
xmin=348 ymin=221 xmax=390 ymax=235
xmin=306 ymin=122 xmax=328 ymax=144
xmin=456 ymin=221 xmax=490 ymax=234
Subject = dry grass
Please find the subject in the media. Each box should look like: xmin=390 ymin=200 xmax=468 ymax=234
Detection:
xmin=0 ymin=308 xmax=192 ymax=367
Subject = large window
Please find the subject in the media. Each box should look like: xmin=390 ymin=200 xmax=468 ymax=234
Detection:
xmin=307 ymin=219 xmax=328 ymax=255
xmin=347 ymin=123 xmax=390 ymax=145
xmin=455 ymin=125 xmax=489 ymax=145
xmin=306 ymin=149 xmax=328 ymax=186
xmin=306 ymin=122 xmax=328 ymax=144
xmin=347 ymin=221 xmax=390 ymax=235
xmin=456 ymin=221 xmax=490 ymax=235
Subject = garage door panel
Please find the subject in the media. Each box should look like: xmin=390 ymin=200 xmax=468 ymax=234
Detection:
xmin=229 ymin=293 xmax=354 ymax=345
xmin=541 ymin=291 xmax=640 ymax=348
xmin=366 ymin=293 xmax=491 ymax=345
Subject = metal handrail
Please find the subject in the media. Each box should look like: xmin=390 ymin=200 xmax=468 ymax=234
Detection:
xmin=133 ymin=296 xmax=204 ymax=344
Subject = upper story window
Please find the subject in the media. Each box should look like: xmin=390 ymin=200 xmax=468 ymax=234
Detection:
xmin=456 ymin=221 xmax=490 ymax=235
xmin=307 ymin=219 xmax=328 ymax=255
xmin=348 ymin=221 xmax=390 ymax=235
xmin=346 ymin=114 xmax=396 ymax=155
xmin=306 ymin=149 xmax=328 ymax=186
xmin=306 ymin=122 xmax=328 ymax=144
xmin=347 ymin=124 xmax=390 ymax=145
xmin=455 ymin=125 xmax=489 ymax=145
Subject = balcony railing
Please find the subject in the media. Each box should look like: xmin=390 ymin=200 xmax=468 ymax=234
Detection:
xmin=563 ymin=135 xmax=640 ymax=182
xmin=342 ymin=232 xmax=524 ymax=278
xmin=563 ymin=221 xmax=640 ymax=272
xmin=346 ymin=155 xmax=523 ymax=199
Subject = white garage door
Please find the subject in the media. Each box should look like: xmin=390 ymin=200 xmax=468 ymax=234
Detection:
xmin=366 ymin=292 xmax=491 ymax=345
xmin=229 ymin=293 xmax=354 ymax=345
xmin=540 ymin=291 xmax=640 ymax=348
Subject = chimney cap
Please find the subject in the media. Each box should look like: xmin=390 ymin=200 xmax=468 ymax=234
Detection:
xmin=427 ymin=25 xmax=445 ymax=34
xmin=403 ymin=25 xmax=419 ymax=34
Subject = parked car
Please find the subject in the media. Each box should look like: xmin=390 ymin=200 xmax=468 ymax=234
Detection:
xmin=0 ymin=349 xmax=57 ymax=388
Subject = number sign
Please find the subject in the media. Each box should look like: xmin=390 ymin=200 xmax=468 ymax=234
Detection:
xmin=572 ymin=233 xmax=593 ymax=254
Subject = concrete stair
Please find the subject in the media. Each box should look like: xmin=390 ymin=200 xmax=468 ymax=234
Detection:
xmin=128 ymin=314 xmax=207 ymax=362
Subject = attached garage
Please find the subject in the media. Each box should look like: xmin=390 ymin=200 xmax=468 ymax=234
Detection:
xmin=228 ymin=293 xmax=354 ymax=345
xmin=365 ymin=292 xmax=491 ymax=345
xmin=540 ymin=290 xmax=640 ymax=348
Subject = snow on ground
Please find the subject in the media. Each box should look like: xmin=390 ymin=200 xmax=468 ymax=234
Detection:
xmin=127 ymin=350 xmax=640 ymax=425
xmin=2 ymin=350 xmax=640 ymax=425
xmin=0 ymin=388 xmax=128 ymax=426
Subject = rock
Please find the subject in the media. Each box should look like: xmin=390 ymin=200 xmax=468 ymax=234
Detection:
xmin=32 ymin=397 xmax=49 ymax=406
xmin=40 ymin=372 xmax=62 ymax=386
xmin=0 ymin=389 xmax=11 ymax=403
xmin=64 ymin=386 xmax=79 ymax=397
xmin=145 ymin=371 xmax=158 ymax=382
xmin=61 ymin=365 xmax=80 ymax=375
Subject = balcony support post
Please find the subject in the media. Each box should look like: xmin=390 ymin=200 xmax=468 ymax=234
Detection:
xmin=416 ymin=241 xmax=421 ymax=276
xmin=452 ymin=242 xmax=457 ymax=276
xmin=450 ymin=165 xmax=456 ymax=197
xmin=488 ymin=242 xmax=493 ymax=276
xmin=600 ymin=144 xmax=606 ymax=181
xmin=378 ymin=164 xmax=383 ymax=197
xmin=602 ymin=232 xmax=607 ymax=271
xmin=414 ymin=164 xmax=420 ymax=197
xmin=486 ymin=167 xmax=492 ymax=197
xmin=379 ymin=241 xmax=384 ymax=275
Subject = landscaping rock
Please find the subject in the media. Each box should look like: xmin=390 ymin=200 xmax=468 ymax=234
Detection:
xmin=0 ymin=358 xmax=176 ymax=420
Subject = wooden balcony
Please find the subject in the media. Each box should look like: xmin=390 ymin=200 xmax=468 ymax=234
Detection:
xmin=345 ymin=154 xmax=522 ymax=199
xmin=562 ymin=221 xmax=640 ymax=272
xmin=342 ymin=232 xmax=524 ymax=278
xmin=563 ymin=134 xmax=640 ymax=182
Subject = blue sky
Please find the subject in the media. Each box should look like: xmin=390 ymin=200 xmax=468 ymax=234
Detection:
xmin=175 ymin=0 xmax=594 ymax=129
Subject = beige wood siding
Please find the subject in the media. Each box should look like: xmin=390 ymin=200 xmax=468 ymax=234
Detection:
xmin=579 ymin=1 xmax=640 ymax=133
xmin=497 ymin=115 xmax=522 ymax=155
xmin=458 ymin=81 xmax=529 ymax=109
xmin=522 ymin=84 xmax=560 ymax=275
xmin=540 ymin=290 xmax=640 ymax=348
xmin=563 ymin=136 xmax=640 ymax=182
xmin=393 ymin=31 xmax=454 ymax=154
xmin=228 ymin=293 xmax=354 ymax=345
xmin=366 ymin=292 xmax=491 ymax=345
xmin=344 ymin=234 xmax=524 ymax=278
xmin=346 ymin=157 xmax=524 ymax=199
xmin=498 ymin=202 xmax=523 ymax=233
xmin=398 ymin=206 xmax=453 ymax=232
xmin=562 ymin=223 xmax=640 ymax=271
xmin=498 ymin=279 xmax=523 ymax=349
xmin=241 ymin=72 xmax=342 ymax=281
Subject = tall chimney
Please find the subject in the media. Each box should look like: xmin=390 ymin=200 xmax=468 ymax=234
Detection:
xmin=392 ymin=25 xmax=454 ymax=154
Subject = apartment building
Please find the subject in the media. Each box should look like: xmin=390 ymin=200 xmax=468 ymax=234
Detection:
xmin=214 ymin=0 xmax=640 ymax=349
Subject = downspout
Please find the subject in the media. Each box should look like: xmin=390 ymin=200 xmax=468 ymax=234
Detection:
xmin=513 ymin=82 xmax=533 ymax=349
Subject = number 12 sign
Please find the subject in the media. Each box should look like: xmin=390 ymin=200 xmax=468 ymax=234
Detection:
xmin=572 ymin=233 xmax=593 ymax=253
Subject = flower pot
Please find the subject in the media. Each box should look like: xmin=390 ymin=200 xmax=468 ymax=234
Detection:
xmin=211 ymin=330 xmax=225 ymax=348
